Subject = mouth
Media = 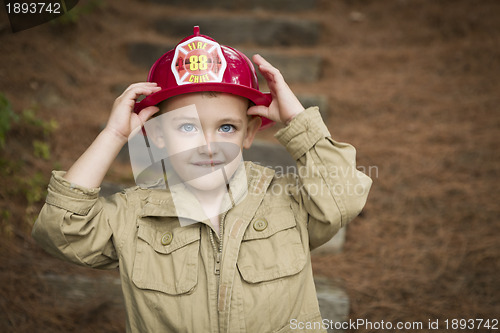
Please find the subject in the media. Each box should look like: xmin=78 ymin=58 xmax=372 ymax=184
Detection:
xmin=191 ymin=160 xmax=225 ymax=168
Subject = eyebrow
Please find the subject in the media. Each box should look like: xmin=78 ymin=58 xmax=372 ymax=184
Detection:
xmin=171 ymin=116 xmax=200 ymax=122
xmin=218 ymin=117 xmax=243 ymax=125
xmin=169 ymin=116 xmax=243 ymax=125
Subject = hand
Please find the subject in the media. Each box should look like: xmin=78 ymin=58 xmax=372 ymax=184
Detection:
xmin=105 ymin=82 xmax=161 ymax=140
xmin=247 ymin=54 xmax=304 ymax=125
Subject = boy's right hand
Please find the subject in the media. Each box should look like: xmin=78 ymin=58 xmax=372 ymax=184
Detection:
xmin=105 ymin=82 xmax=161 ymax=141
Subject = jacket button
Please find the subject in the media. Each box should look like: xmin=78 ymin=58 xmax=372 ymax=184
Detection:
xmin=161 ymin=231 xmax=173 ymax=245
xmin=253 ymin=218 xmax=268 ymax=231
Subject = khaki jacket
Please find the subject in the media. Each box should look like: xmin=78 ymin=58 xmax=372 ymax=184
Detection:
xmin=33 ymin=107 xmax=372 ymax=332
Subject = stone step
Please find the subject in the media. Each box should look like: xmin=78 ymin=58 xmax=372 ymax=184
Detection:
xmin=243 ymin=49 xmax=323 ymax=84
xmin=315 ymin=277 xmax=349 ymax=333
xmin=101 ymin=182 xmax=127 ymax=197
xmin=154 ymin=16 xmax=320 ymax=47
xmin=40 ymin=273 xmax=125 ymax=312
xmin=313 ymin=227 xmax=346 ymax=254
xmin=127 ymin=42 xmax=323 ymax=83
xmin=126 ymin=41 xmax=174 ymax=71
xmin=147 ymin=0 xmax=318 ymax=12
xmin=40 ymin=273 xmax=348 ymax=331
xmin=242 ymin=140 xmax=296 ymax=170
xmin=297 ymin=94 xmax=329 ymax=117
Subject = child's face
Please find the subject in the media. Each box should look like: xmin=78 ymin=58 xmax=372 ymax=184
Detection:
xmin=151 ymin=92 xmax=260 ymax=191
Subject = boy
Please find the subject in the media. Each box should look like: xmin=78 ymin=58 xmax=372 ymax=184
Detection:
xmin=33 ymin=27 xmax=372 ymax=332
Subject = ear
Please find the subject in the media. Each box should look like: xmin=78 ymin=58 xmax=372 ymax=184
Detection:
xmin=242 ymin=116 xmax=262 ymax=149
xmin=147 ymin=122 xmax=166 ymax=149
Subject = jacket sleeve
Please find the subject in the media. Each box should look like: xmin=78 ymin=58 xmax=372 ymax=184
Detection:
xmin=32 ymin=171 xmax=127 ymax=269
xmin=275 ymin=107 xmax=372 ymax=249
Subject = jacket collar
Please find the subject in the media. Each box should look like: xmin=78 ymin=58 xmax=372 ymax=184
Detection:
xmin=139 ymin=161 xmax=275 ymax=222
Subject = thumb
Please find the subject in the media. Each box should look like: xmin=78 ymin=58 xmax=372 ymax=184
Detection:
xmin=137 ymin=106 xmax=160 ymax=124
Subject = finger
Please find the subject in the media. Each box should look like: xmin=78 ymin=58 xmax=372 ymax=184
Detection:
xmin=247 ymin=105 xmax=272 ymax=120
xmin=116 ymin=86 xmax=161 ymax=109
xmin=252 ymin=54 xmax=274 ymax=68
xmin=127 ymin=82 xmax=159 ymax=89
xmin=253 ymin=54 xmax=281 ymax=76
xmin=121 ymin=83 xmax=161 ymax=99
xmin=252 ymin=55 xmax=287 ymax=93
xmin=137 ymin=106 xmax=160 ymax=124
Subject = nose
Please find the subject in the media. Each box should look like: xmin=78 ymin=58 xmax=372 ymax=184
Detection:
xmin=197 ymin=132 xmax=220 ymax=157
xmin=198 ymin=142 xmax=222 ymax=156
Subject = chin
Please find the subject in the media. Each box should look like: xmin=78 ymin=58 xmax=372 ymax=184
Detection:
xmin=184 ymin=170 xmax=229 ymax=192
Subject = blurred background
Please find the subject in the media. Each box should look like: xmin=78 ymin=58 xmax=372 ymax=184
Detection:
xmin=0 ymin=0 xmax=499 ymax=331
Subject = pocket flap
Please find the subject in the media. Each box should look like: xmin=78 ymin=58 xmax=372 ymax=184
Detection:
xmin=243 ymin=207 xmax=296 ymax=241
xmin=137 ymin=221 xmax=200 ymax=254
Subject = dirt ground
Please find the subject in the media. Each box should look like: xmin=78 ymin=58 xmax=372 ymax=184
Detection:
xmin=0 ymin=0 xmax=499 ymax=332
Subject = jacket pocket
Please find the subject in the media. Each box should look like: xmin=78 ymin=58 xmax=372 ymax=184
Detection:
xmin=132 ymin=221 xmax=200 ymax=295
xmin=237 ymin=206 xmax=306 ymax=283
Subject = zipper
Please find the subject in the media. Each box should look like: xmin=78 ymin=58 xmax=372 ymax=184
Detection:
xmin=209 ymin=210 xmax=227 ymax=275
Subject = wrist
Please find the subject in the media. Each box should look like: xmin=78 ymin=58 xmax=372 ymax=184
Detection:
xmin=284 ymin=110 xmax=304 ymax=126
xmin=102 ymin=126 xmax=129 ymax=146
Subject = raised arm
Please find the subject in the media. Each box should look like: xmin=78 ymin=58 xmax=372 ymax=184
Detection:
xmin=64 ymin=82 xmax=161 ymax=188
xmin=249 ymin=55 xmax=372 ymax=249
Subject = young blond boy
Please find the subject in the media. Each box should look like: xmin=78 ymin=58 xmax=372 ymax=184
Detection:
xmin=33 ymin=27 xmax=372 ymax=332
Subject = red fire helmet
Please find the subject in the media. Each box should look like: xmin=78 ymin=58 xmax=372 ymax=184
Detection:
xmin=134 ymin=26 xmax=274 ymax=129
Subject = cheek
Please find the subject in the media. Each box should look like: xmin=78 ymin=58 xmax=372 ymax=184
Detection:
xmin=216 ymin=141 xmax=242 ymax=162
xmin=219 ymin=135 xmax=245 ymax=152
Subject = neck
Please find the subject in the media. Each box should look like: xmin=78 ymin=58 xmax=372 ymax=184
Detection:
xmin=187 ymin=183 xmax=228 ymax=232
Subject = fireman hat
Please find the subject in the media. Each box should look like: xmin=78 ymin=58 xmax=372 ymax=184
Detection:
xmin=134 ymin=26 xmax=273 ymax=129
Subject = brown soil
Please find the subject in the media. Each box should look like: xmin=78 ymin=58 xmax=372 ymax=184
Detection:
xmin=0 ymin=0 xmax=499 ymax=332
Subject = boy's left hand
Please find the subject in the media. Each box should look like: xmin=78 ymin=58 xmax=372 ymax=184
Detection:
xmin=248 ymin=54 xmax=304 ymax=125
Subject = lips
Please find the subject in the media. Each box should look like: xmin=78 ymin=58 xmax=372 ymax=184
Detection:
xmin=191 ymin=160 xmax=225 ymax=167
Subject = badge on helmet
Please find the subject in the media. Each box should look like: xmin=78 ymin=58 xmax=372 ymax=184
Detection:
xmin=171 ymin=35 xmax=227 ymax=85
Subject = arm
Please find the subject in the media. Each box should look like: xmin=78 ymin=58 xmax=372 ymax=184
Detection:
xmin=33 ymin=172 xmax=128 ymax=268
xmin=276 ymin=108 xmax=372 ymax=249
xmin=249 ymin=55 xmax=372 ymax=249
xmin=32 ymin=83 xmax=160 ymax=267
xmin=64 ymin=82 xmax=161 ymax=188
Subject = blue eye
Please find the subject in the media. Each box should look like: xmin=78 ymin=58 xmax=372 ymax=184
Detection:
xmin=180 ymin=124 xmax=197 ymax=132
xmin=219 ymin=124 xmax=235 ymax=133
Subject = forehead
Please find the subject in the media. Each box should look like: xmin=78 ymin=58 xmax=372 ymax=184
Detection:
xmin=160 ymin=92 xmax=249 ymax=120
